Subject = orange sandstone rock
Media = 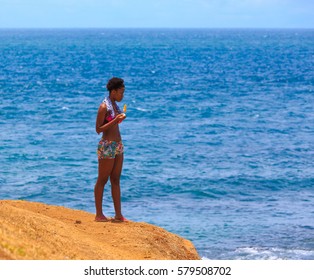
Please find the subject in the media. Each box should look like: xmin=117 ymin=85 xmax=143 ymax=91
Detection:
xmin=0 ymin=200 xmax=200 ymax=260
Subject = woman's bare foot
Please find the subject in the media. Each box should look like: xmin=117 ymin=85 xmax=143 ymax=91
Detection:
xmin=95 ymin=215 xmax=108 ymax=222
xmin=113 ymin=216 xmax=128 ymax=222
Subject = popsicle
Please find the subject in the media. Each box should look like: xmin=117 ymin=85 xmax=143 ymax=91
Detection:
xmin=118 ymin=104 xmax=127 ymax=123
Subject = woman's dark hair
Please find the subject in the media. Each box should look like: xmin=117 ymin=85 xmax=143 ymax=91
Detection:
xmin=106 ymin=77 xmax=125 ymax=92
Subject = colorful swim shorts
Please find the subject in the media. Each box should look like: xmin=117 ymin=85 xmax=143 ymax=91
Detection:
xmin=97 ymin=139 xmax=124 ymax=160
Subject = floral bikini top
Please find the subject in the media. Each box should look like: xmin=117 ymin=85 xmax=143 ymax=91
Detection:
xmin=103 ymin=96 xmax=122 ymax=123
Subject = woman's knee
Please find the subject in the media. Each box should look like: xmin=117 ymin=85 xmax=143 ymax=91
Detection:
xmin=96 ymin=176 xmax=109 ymax=187
xmin=110 ymin=176 xmax=120 ymax=187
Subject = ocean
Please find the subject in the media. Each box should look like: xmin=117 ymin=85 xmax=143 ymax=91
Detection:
xmin=0 ymin=28 xmax=313 ymax=260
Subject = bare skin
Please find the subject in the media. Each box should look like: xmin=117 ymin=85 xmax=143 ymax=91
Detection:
xmin=94 ymin=87 xmax=127 ymax=222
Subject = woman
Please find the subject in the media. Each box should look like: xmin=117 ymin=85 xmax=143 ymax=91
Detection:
xmin=94 ymin=77 xmax=127 ymax=222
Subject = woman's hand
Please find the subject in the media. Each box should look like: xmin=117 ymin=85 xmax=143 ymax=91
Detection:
xmin=116 ymin=113 xmax=126 ymax=124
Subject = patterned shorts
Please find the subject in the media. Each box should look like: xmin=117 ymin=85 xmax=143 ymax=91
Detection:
xmin=97 ymin=139 xmax=124 ymax=160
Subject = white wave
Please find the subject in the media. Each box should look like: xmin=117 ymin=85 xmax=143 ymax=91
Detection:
xmin=236 ymin=247 xmax=281 ymax=260
xmin=134 ymin=107 xmax=151 ymax=112
xmin=235 ymin=247 xmax=314 ymax=260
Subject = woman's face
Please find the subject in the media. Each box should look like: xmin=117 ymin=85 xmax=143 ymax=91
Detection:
xmin=112 ymin=87 xmax=125 ymax=102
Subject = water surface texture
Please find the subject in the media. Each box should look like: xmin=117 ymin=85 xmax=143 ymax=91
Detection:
xmin=1 ymin=29 xmax=313 ymax=259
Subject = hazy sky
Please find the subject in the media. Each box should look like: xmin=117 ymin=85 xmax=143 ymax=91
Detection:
xmin=1 ymin=0 xmax=313 ymax=28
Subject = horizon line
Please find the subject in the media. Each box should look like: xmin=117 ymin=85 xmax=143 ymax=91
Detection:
xmin=0 ymin=27 xmax=313 ymax=30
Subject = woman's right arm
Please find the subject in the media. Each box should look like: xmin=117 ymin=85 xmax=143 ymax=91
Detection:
xmin=95 ymin=103 xmax=126 ymax=134
xmin=95 ymin=103 xmax=114 ymax=134
xmin=96 ymin=103 xmax=127 ymax=134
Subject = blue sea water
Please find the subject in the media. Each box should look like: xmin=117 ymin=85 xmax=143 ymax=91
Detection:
xmin=1 ymin=28 xmax=314 ymax=260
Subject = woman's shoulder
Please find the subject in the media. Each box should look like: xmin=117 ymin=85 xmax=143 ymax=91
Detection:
xmin=98 ymin=102 xmax=107 ymax=113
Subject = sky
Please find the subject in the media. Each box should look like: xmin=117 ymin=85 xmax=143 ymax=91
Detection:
xmin=0 ymin=0 xmax=313 ymax=28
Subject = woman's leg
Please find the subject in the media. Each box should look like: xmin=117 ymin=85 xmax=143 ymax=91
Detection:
xmin=110 ymin=154 xmax=124 ymax=219
xmin=94 ymin=159 xmax=115 ymax=221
